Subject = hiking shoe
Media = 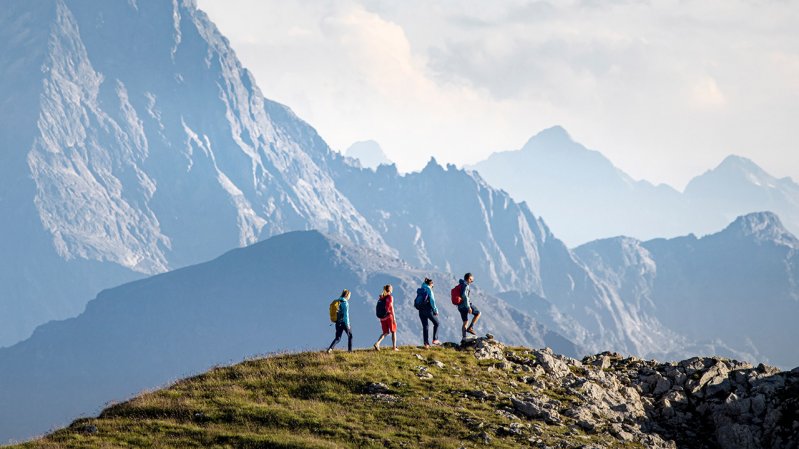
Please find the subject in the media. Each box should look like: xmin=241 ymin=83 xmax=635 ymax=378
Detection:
xmin=432 ymin=339 xmax=441 ymax=345
xmin=373 ymin=343 xmax=380 ymax=351
xmin=326 ymin=348 xmax=333 ymax=354
xmin=424 ymin=344 xmax=431 ymax=349
xmin=466 ymin=327 xmax=476 ymax=335
xmin=392 ymin=347 xmax=399 ymax=351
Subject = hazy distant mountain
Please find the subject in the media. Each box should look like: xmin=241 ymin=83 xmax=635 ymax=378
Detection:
xmin=575 ymin=211 xmax=799 ymax=368
xmin=468 ymin=126 xmax=686 ymax=246
xmin=469 ymin=127 xmax=799 ymax=246
xmin=0 ymin=230 xmax=576 ymax=443
xmin=0 ymin=0 xmax=387 ymax=347
xmin=345 ymin=140 xmax=392 ymax=169
xmin=685 ymin=155 xmax=799 ymax=237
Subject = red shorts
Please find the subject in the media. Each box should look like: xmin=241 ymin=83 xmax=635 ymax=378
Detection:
xmin=380 ymin=317 xmax=396 ymax=334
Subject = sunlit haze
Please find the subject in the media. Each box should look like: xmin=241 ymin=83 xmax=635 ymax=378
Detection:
xmin=198 ymin=0 xmax=799 ymax=189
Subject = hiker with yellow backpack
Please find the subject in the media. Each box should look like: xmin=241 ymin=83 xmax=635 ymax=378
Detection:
xmin=327 ymin=289 xmax=353 ymax=353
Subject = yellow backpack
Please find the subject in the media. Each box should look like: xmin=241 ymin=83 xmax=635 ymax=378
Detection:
xmin=329 ymin=299 xmax=341 ymax=323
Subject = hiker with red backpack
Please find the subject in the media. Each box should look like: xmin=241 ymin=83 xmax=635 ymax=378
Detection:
xmin=452 ymin=273 xmax=480 ymax=339
xmin=373 ymin=284 xmax=398 ymax=351
xmin=327 ymin=289 xmax=353 ymax=353
xmin=415 ymin=278 xmax=440 ymax=348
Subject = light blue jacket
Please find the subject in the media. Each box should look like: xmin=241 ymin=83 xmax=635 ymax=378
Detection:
xmin=458 ymin=279 xmax=471 ymax=311
xmin=337 ymin=297 xmax=350 ymax=327
xmin=422 ymin=283 xmax=438 ymax=314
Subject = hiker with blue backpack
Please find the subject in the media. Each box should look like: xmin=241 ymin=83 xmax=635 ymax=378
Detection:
xmin=327 ymin=289 xmax=353 ymax=353
xmin=373 ymin=284 xmax=398 ymax=351
xmin=452 ymin=272 xmax=480 ymax=339
xmin=415 ymin=278 xmax=440 ymax=348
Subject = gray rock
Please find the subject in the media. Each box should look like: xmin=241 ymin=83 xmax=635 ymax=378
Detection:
xmin=364 ymin=382 xmax=391 ymax=395
xmin=465 ymin=390 xmax=492 ymax=401
xmin=653 ymin=376 xmax=672 ymax=396
xmin=716 ymin=422 xmax=759 ymax=449
xmin=750 ymin=394 xmax=767 ymax=416
xmin=473 ymin=338 xmax=506 ymax=361
xmin=470 ymin=431 xmax=492 ymax=444
xmin=596 ymin=356 xmax=612 ymax=370
xmin=531 ymin=348 xmax=571 ymax=378
xmin=429 ymin=359 xmax=446 ymax=369
xmin=706 ymin=378 xmax=733 ymax=398
xmin=511 ymin=397 xmax=562 ymax=424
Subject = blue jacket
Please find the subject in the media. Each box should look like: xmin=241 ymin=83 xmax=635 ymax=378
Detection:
xmin=458 ymin=279 xmax=471 ymax=311
xmin=337 ymin=297 xmax=350 ymax=327
xmin=422 ymin=282 xmax=438 ymax=314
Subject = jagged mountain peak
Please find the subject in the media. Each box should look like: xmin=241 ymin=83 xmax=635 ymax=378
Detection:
xmin=422 ymin=156 xmax=443 ymax=172
xmin=532 ymin=125 xmax=574 ymax=142
xmin=574 ymin=236 xmax=656 ymax=283
xmin=715 ymin=154 xmax=765 ymax=173
xmin=721 ymin=212 xmax=798 ymax=246
xmin=577 ymin=235 xmax=648 ymax=256
xmin=686 ymin=155 xmax=776 ymax=193
xmin=519 ymin=125 xmax=591 ymax=156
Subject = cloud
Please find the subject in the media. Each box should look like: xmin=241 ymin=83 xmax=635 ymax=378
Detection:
xmin=692 ymin=76 xmax=726 ymax=108
xmin=198 ymin=0 xmax=799 ymax=189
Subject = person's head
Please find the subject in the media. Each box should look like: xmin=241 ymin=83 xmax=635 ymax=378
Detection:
xmin=424 ymin=277 xmax=433 ymax=287
xmin=464 ymin=272 xmax=474 ymax=284
xmin=340 ymin=289 xmax=351 ymax=299
xmin=382 ymin=284 xmax=393 ymax=296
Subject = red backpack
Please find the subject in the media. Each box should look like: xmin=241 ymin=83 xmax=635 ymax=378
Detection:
xmin=451 ymin=284 xmax=463 ymax=305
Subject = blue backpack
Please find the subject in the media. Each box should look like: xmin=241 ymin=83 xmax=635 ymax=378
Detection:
xmin=413 ymin=287 xmax=429 ymax=310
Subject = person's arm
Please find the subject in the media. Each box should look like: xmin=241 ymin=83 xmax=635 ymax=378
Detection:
xmin=461 ymin=284 xmax=471 ymax=310
xmin=460 ymin=284 xmax=471 ymax=309
xmin=341 ymin=300 xmax=350 ymax=327
xmin=425 ymin=284 xmax=438 ymax=314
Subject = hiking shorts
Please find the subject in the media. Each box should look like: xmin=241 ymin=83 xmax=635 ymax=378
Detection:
xmin=380 ymin=316 xmax=396 ymax=334
xmin=459 ymin=303 xmax=480 ymax=321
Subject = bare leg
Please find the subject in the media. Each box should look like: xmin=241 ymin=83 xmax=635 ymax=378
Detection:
xmin=391 ymin=332 xmax=397 ymax=349
xmin=374 ymin=333 xmax=388 ymax=350
xmin=468 ymin=313 xmax=481 ymax=332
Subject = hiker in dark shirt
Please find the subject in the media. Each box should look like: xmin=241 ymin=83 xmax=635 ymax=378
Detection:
xmin=458 ymin=273 xmax=481 ymax=338
xmin=416 ymin=278 xmax=440 ymax=348
xmin=327 ymin=289 xmax=353 ymax=353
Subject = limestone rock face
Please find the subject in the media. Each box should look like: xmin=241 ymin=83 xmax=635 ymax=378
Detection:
xmin=463 ymin=338 xmax=799 ymax=449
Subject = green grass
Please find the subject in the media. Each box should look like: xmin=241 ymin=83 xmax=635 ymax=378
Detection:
xmin=9 ymin=346 xmax=642 ymax=449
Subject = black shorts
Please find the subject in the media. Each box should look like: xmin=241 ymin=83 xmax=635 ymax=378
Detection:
xmin=459 ymin=303 xmax=480 ymax=321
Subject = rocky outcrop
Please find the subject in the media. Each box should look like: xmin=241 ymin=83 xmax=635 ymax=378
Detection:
xmin=461 ymin=336 xmax=799 ymax=449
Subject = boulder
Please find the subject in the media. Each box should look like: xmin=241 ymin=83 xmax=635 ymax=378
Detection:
xmin=531 ymin=348 xmax=571 ymax=378
xmin=473 ymin=338 xmax=506 ymax=361
xmin=363 ymin=382 xmax=391 ymax=395
xmin=511 ymin=397 xmax=562 ymax=424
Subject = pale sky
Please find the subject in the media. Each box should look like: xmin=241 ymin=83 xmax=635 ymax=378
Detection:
xmin=198 ymin=0 xmax=799 ymax=190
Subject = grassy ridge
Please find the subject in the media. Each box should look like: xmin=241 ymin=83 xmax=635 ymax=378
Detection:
xmin=11 ymin=346 xmax=637 ymax=449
